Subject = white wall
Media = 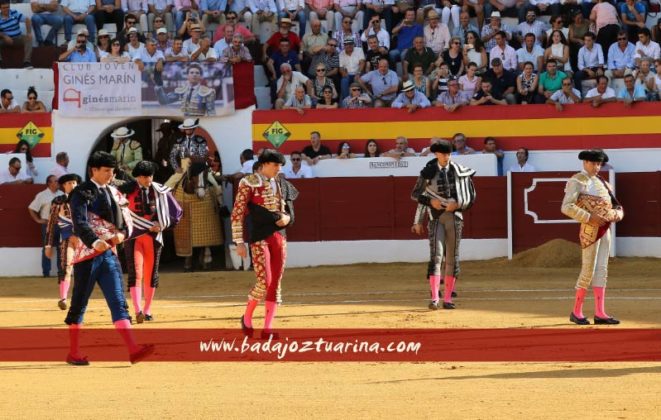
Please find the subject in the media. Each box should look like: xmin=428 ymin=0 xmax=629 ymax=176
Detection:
xmin=504 ymin=149 xmax=661 ymax=174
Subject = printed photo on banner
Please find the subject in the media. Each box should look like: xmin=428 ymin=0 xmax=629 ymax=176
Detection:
xmin=145 ymin=62 xmax=234 ymax=117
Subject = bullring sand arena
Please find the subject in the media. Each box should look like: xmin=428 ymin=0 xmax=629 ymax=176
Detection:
xmin=1 ymin=239 xmax=660 ymax=418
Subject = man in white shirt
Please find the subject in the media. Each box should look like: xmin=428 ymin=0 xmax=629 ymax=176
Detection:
xmin=489 ymin=30 xmax=517 ymax=71
xmin=50 ymin=152 xmax=70 ymax=178
xmin=28 ymin=175 xmax=62 ymax=277
xmin=585 ymin=75 xmax=616 ymax=107
xmin=574 ymin=32 xmax=604 ymax=89
xmin=274 ymin=63 xmax=313 ymax=108
xmin=282 ymin=151 xmax=313 ymax=178
xmin=190 ymin=34 xmax=217 ymax=61
xmin=182 ymin=23 xmax=203 ymax=54
xmin=516 ymin=32 xmax=544 ymax=71
xmin=547 ymin=76 xmax=581 ymax=111
xmin=165 ymin=36 xmax=189 ymax=61
xmin=0 ymin=89 xmax=20 ymax=113
xmin=338 ymin=37 xmax=365 ymax=99
xmin=633 ymin=28 xmax=661 ymax=67
xmin=133 ymin=38 xmax=165 ymax=70
xmin=0 ymin=157 xmax=33 ymax=184
xmin=509 ymin=147 xmax=536 ymax=172
xmin=423 ymin=10 xmax=450 ymax=55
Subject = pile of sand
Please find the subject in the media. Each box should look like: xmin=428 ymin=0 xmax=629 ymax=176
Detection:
xmin=505 ymin=239 xmax=581 ymax=268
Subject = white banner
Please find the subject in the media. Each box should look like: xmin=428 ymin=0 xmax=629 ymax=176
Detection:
xmin=57 ymin=62 xmax=141 ymax=117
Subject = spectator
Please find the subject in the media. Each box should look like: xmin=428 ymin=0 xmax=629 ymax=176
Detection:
xmin=50 ymin=152 xmax=70 ymax=178
xmin=101 ymin=37 xmax=132 ymax=62
xmin=538 ymin=59 xmax=567 ymax=101
xmin=518 ymin=32 xmax=544 ymax=72
xmin=411 ymin=63 xmax=430 ymax=98
xmin=134 ymin=38 xmax=165 ymax=70
xmin=451 ymin=133 xmax=475 ymax=155
xmin=282 ymin=151 xmax=313 ymax=178
xmin=341 ymin=82 xmax=372 ymax=108
xmin=59 ymin=32 xmax=98 ymax=62
xmin=316 ymin=85 xmax=339 ymax=108
xmin=213 ymin=22 xmax=234 ymax=56
xmin=312 ymin=63 xmax=337 ymax=103
xmin=651 ymin=59 xmax=661 ymax=100
xmin=118 ymin=12 xmax=147 ymax=45
xmin=283 ymin=84 xmax=312 ymax=114
xmin=547 ymin=76 xmax=581 ymax=110
xmin=267 ymin=38 xmax=300 ymax=82
xmin=212 ymin=11 xmax=255 ymax=44
xmin=276 ymin=0 xmax=305 ymax=38
xmin=440 ymin=36 xmax=464 ymax=77
xmin=274 ymin=62 xmax=312 ymax=109
xmin=365 ymin=34 xmax=389 ymax=72
xmin=174 ymin=0 xmax=201 ymax=31
xmin=471 ymin=79 xmax=508 ymax=105
xmin=545 ymin=14 xmax=567 ymax=41
xmin=110 ymin=126 xmax=144 ymax=177
xmin=66 ymin=27 xmax=95 ymax=51
xmin=516 ymin=61 xmax=539 ymax=104
xmin=653 ymin=18 xmax=661 ymax=45
xmin=149 ymin=5 xmax=168 ymax=34
xmin=634 ymin=28 xmax=660 ymax=67
xmin=148 ymin=0 xmax=174 ymax=34
xmin=363 ymin=139 xmax=381 ymax=157
xmin=392 ymin=80 xmax=431 ymax=112
xmin=619 ymin=0 xmax=646 ymax=43
xmin=339 ymin=37 xmax=366 ymax=100
xmin=62 ymin=0 xmax=96 ymax=45
xmin=336 ymin=141 xmax=357 ymax=159
xmin=617 ymin=73 xmax=646 ymax=106
xmin=419 ymin=137 xmax=440 ymax=156
xmin=123 ymin=0 xmax=149 ymax=33
xmin=95 ymin=0 xmax=126 ymax=35
xmin=307 ymin=0 xmax=334 ymax=34
xmin=165 ymin=36 xmax=188 ymax=61
xmin=31 ymin=0 xmax=63 ymax=47
xmin=489 ymin=31 xmax=517 ymax=71
xmin=509 ymin=147 xmax=535 ymax=172
xmin=0 ymin=157 xmax=33 ymax=184
xmin=404 ymin=36 xmax=436 ymax=79
xmin=434 ymin=75 xmax=470 ymax=111
xmin=606 ymin=31 xmax=635 ymax=81
xmin=431 ymin=61 xmax=450 ymax=97
xmin=383 ymin=136 xmax=416 ymax=159
xmin=544 ymin=29 xmax=571 ymax=74
xmin=462 ymin=0 xmax=485 ymax=30
xmin=458 ymin=62 xmax=480 ymax=97
xmin=182 ymin=22 xmax=202 ymax=54
xmin=439 ymin=0 xmax=460 ymax=29
xmin=363 ymin=0 xmax=393 ymax=33
xmin=229 ymin=0 xmax=252 ymax=30
xmin=452 ymin=10 xmax=478 ymax=43
xmin=589 ymin=0 xmax=619 ymax=60
xmin=96 ymin=28 xmax=112 ymax=54
xmin=317 ymin=38 xmax=340 ymax=87
xmin=301 ymin=131 xmax=332 ymax=165
xmin=14 ymin=140 xmax=38 ymax=178
xmin=487 ymin=0 xmax=523 ymax=21
xmin=154 ymin=27 xmax=172 ymax=53
xmin=248 ymin=0 xmax=278 ymax=41
xmin=177 ymin=7 xmax=205 ymax=39
xmin=262 ymin=15 xmax=297 ymax=59
xmin=585 ymin=75 xmax=616 ymax=107
xmin=482 ymin=137 xmax=504 ymax=176
xmin=359 ymin=57 xmax=399 ymax=107
xmin=333 ymin=0 xmax=361 ymax=36
xmin=302 ymin=19 xmax=329 ymax=77
xmin=574 ymin=32 xmax=604 ymax=89
xmin=481 ymin=11 xmax=512 ymax=51
xmin=424 ymin=10 xmax=450 ymax=55
xmin=334 ymin=13 xmax=361 ymax=52
xmin=568 ymin=10 xmax=589 ymax=55
xmin=200 ymin=0 xmax=227 ymax=30
xmin=22 ymin=87 xmax=47 ymax=113
xmin=237 ymin=148 xmax=255 ymax=175
xmin=361 ymin=14 xmax=390 ymax=51
xmin=517 ymin=10 xmax=547 ymax=46
xmin=389 ymin=9 xmax=422 ymax=64
xmin=28 ymin=174 xmax=61 ymax=277
xmin=190 ymin=33 xmax=217 ymax=61
xmin=0 ymin=0 xmax=33 ymax=68
xmin=0 ymin=89 xmax=19 ymax=112
xmin=125 ymin=27 xmax=147 ymax=59
xmin=521 ymin=0 xmax=560 ymax=22
xmin=462 ymin=30 xmax=487 ymax=72
xmin=484 ymin=57 xmax=516 ymax=103
xmin=220 ymin=33 xmax=252 ymax=64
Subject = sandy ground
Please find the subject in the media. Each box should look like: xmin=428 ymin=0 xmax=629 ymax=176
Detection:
xmin=1 ymin=257 xmax=661 ymax=418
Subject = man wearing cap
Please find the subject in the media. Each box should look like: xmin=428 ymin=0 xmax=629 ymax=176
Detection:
xmin=169 ymin=118 xmax=209 ymax=175
xmin=30 ymin=0 xmax=64 ymax=47
xmin=182 ymin=22 xmax=203 ymax=54
xmin=338 ymin=36 xmax=365 ymax=99
xmin=249 ymin=0 xmax=277 ymax=37
xmin=481 ymin=11 xmax=512 ymax=51
xmin=66 ymin=28 xmax=96 ymax=51
xmin=263 ymin=16 xmax=300 ymax=59
xmin=59 ymin=30 xmax=98 ymax=62
xmin=359 ymin=57 xmax=400 ymax=107
xmin=94 ymin=0 xmax=126 ymax=35
xmin=65 ymin=151 xmax=153 ymax=365
xmin=156 ymin=63 xmax=217 ymax=115
xmin=392 ymin=80 xmax=431 ymax=112
xmin=45 ymin=173 xmax=82 ymax=310
xmin=342 ymin=82 xmax=372 ymax=108
xmin=62 ymin=0 xmax=97 ymax=44
xmin=155 ymin=27 xmax=173 ymax=52
xmin=110 ymin=127 xmax=144 ymax=180
xmin=232 ymin=149 xmax=291 ymax=338
xmin=119 ymin=161 xmax=182 ymax=324
xmin=411 ymin=139 xmax=476 ymax=310
xmin=561 ymin=149 xmax=623 ymax=325
xmin=277 ymin=0 xmax=305 ymax=38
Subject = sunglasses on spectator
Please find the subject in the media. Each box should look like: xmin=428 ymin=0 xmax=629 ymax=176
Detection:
xmin=28 ymin=96 xmax=36 ymax=100
xmin=316 ymin=68 xmax=326 ymax=72
xmin=112 ymin=42 xmax=121 ymax=46
xmin=351 ymin=88 xmax=360 ymax=91
xmin=618 ymin=37 xmax=627 ymax=40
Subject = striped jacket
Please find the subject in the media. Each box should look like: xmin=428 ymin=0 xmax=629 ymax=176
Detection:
xmin=411 ymin=159 xmax=476 ymax=220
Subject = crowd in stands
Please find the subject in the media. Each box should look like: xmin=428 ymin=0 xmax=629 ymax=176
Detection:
xmin=0 ymin=87 xmax=48 ymax=112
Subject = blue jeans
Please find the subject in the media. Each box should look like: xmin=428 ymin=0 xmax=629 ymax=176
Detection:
xmin=31 ymin=13 xmax=64 ymax=44
xmin=65 ymin=250 xmax=130 ymax=325
xmin=278 ymin=9 xmax=306 ymax=37
xmin=41 ymin=224 xmax=61 ymax=276
xmin=63 ymin=13 xmax=96 ymax=42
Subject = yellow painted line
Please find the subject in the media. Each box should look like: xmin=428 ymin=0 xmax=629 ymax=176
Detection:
xmin=0 ymin=127 xmax=53 ymax=143
xmin=253 ymin=116 xmax=661 ymax=141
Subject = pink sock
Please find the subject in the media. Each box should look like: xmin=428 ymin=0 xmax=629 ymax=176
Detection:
xmin=264 ymin=301 xmax=278 ymax=331
xmin=130 ymin=286 xmax=142 ymax=314
xmin=143 ymin=285 xmax=156 ymax=316
xmin=429 ymin=275 xmax=441 ymax=303
xmin=573 ymin=288 xmax=587 ymax=318
xmin=114 ymin=319 xmax=139 ymax=353
xmin=69 ymin=324 xmax=82 ymax=357
xmin=443 ymin=276 xmax=455 ymax=303
xmin=593 ymin=287 xmax=608 ymax=318
xmin=59 ymin=281 xmax=70 ymax=300
xmin=243 ymin=299 xmax=259 ymax=328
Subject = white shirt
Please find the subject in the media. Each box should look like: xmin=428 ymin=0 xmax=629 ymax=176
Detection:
xmin=586 ymin=87 xmax=615 ymax=99
xmin=213 ymin=39 xmax=229 ymax=57
xmin=633 ymin=40 xmax=661 ymax=60
xmin=489 ymin=45 xmax=518 ymax=71
xmin=278 ymin=0 xmax=303 ymax=10
xmin=133 ymin=48 xmax=165 ymax=63
xmin=165 ymin=47 xmax=188 ymax=60
xmin=182 ymin=38 xmax=201 ymax=55
xmin=127 ymin=42 xmax=146 ymax=59
xmin=28 ymin=188 xmax=63 ymax=220
xmin=276 ymin=71 xmax=310 ymax=102
xmin=424 ymin=23 xmax=451 ymax=54
xmin=49 ymin=164 xmax=69 ymax=178
xmin=240 ymin=159 xmax=255 ymax=174
xmin=339 ymin=48 xmax=365 ymax=74
xmin=0 ymin=168 xmax=31 ymax=184
xmin=509 ymin=162 xmax=536 ymax=172
xmin=0 ymin=99 xmax=20 ymax=111
xmin=360 ymin=27 xmax=390 ymax=50
xmin=283 ymin=164 xmax=313 ymax=179
xmin=192 ymin=47 xmax=218 ymax=61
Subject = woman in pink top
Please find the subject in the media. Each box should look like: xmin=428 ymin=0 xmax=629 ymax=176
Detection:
xmin=590 ymin=0 xmax=620 ymax=60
